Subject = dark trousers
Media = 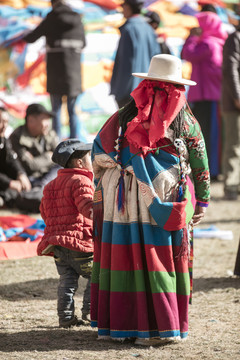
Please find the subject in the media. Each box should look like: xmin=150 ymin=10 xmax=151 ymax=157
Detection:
xmin=0 ymin=187 xmax=43 ymax=213
xmin=54 ymin=246 xmax=93 ymax=325
xmin=191 ymin=100 xmax=222 ymax=177
xmin=50 ymin=94 xmax=88 ymax=141
xmin=30 ymin=164 xmax=60 ymax=188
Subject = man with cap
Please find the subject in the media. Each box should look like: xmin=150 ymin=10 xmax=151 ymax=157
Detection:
xmin=38 ymin=138 xmax=94 ymax=328
xmin=0 ymin=106 xmax=32 ymax=210
xmin=10 ymin=103 xmax=59 ymax=191
xmin=221 ymin=15 xmax=240 ymax=200
xmin=110 ymin=0 xmax=159 ymax=108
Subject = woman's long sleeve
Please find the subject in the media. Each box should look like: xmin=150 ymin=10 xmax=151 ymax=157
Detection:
xmin=184 ymin=112 xmax=210 ymax=206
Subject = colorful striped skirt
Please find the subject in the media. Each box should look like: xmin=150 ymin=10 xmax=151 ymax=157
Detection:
xmin=91 ymin=168 xmax=191 ymax=340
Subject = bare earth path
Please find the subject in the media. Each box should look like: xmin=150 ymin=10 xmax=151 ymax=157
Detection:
xmin=0 ymin=181 xmax=239 ymax=360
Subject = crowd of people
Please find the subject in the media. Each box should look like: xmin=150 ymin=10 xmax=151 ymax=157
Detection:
xmin=0 ymin=0 xmax=239 ymax=347
xmin=1 ymin=0 xmax=239 ymax=205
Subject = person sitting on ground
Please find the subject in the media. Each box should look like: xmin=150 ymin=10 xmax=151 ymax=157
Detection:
xmin=38 ymin=139 xmax=94 ymax=328
xmin=10 ymin=103 xmax=60 ymax=190
xmin=0 ymin=107 xmax=42 ymax=212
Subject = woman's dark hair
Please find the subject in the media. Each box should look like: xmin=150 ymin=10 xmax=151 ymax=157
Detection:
xmin=130 ymin=4 xmax=142 ymax=14
xmin=65 ymin=149 xmax=90 ymax=168
xmin=118 ymin=93 xmax=185 ymax=140
xmin=171 ymin=107 xmax=185 ymax=140
xmin=119 ymin=98 xmax=138 ymax=133
xmin=201 ymin=4 xmax=217 ymax=13
xmin=124 ymin=0 xmax=143 ymax=15
xmin=144 ymin=11 xmax=161 ymax=26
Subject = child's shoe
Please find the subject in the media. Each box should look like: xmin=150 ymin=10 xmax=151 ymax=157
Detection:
xmin=82 ymin=312 xmax=91 ymax=324
xmin=59 ymin=315 xmax=84 ymax=328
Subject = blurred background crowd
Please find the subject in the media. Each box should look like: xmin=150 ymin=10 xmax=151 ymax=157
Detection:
xmin=0 ymin=0 xmax=238 ymax=137
xmin=0 ymin=0 xmax=240 ymax=213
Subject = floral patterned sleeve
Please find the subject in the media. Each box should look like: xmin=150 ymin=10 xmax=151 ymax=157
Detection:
xmin=183 ymin=111 xmax=210 ymax=207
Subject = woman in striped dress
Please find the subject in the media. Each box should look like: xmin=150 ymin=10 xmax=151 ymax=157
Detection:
xmin=90 ymin=55 xmax=210 ymax=345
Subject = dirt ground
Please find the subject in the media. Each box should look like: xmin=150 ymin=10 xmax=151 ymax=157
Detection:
xmin=0 ymin=180 xmax=239 ymax=360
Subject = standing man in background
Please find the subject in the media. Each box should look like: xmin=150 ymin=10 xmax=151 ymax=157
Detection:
xmin=110 ymin=0 xmax=159 ymax=109
xmin=221 ymin=19 xmax=240 ymax=200
xmin=144 ymin=11 xmax=171 ymax=55
xmin=24 ymin=0 xmax=86 ymax=140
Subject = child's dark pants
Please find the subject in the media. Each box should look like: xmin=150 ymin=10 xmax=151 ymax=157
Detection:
xmin=54 ymin=246 xmax=93 ymax=326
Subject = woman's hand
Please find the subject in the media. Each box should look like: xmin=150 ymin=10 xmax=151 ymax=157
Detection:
xmin=192 ymin=205 xmax=207 ymax=226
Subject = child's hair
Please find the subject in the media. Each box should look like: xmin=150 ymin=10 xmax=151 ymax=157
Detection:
xmin=65 ymin=150 xmax=90 ymax=168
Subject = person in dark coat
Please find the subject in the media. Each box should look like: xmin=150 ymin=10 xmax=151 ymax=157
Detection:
xmin=110 ymin=0 xmax=159 ymax=109
xmin=221 ymin=22 xmax=240 ymax=201
xmin=23 ymin=0 xmax=86 ymax=140
xmin=144 ymin=11 xmax=171 ymax=55
xmin=0 ymin=107 xmax=42 ymax=213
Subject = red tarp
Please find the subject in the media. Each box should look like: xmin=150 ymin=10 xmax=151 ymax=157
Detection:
xmin=0 ymin=239 xmax=40 ymax=260
xmin=0 ymin=214 xmax=42 ymax=260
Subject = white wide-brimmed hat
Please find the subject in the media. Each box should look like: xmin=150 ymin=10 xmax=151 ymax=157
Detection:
xmin=132 ymin=54 xmax=196 ymax=86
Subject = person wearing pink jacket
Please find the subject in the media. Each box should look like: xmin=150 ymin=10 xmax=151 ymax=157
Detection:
xmin=181 ymin=11 xmax=228 ymax=179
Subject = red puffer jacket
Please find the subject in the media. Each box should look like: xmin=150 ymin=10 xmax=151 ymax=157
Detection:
xmin=38 ymin=168 xmax=94 ymax=256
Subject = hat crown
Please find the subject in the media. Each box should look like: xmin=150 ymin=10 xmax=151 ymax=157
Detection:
xmin=132 ymin=54 xmax=196 ymax=86
xmin=26 ymin=103 xmax=54 ymax=118
xmin=148 ymin=54 xmax=182 ymax=81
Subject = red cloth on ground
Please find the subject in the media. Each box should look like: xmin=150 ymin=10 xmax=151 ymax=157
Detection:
xmin=0 ymin=214 xmax=36 ymax=229
xmin=0 ymin=215 xmax=41 ymax=260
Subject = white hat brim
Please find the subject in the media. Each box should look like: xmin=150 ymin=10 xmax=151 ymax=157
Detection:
xmin=132 ymin=73 xmax=196 ymax=86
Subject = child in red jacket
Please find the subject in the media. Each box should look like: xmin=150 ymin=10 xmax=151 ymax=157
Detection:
xmin=38 ymin=139 xmax=94 ymax=328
